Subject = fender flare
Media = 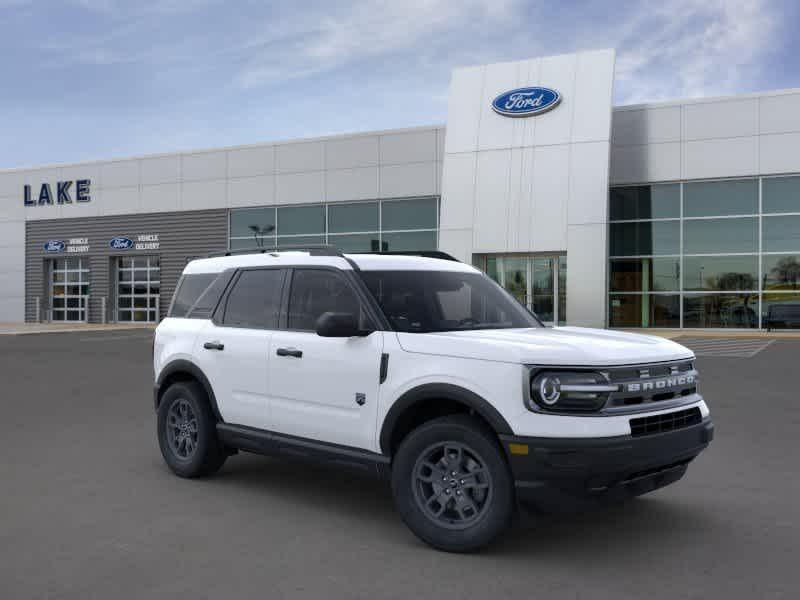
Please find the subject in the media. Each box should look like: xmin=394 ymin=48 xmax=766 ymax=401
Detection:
xmin=379 ymin=383 xmax=513 ymax=455
xmin=155 ymin=359 xmax=223 ymax=422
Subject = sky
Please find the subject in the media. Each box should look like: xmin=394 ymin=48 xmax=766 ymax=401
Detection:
xmin=1 ymin=0 xmax=798 ymax=169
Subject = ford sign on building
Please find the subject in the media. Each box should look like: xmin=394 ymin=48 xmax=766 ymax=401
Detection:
xmin=491 ymin=87 xmax=561 ymax=117
xmin=3 ymin=47 xmax=800 ymax=331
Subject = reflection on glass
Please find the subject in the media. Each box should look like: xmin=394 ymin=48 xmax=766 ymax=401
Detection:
xmin=609 ymin=258 xmax=680 ymax=292
xmin=532 ymin=258 xmax=554 ymax=322
xmin=381 ymin=197 xmax=438 ymax=231
xmin=230 ymin=207 xmax=276 ymax=238
xmin=762 ymin=292 xmax=800 ymax=329
xmin=328 ymin=202 xmax=379 ymax=233
xmin=558 ymin=255 xmax=567 ymax=325
xmin=503 ymin=258 xmax=528 ymax=308
xmin=683 ymin=218 xmax=757 ymax=254
xmin=609 ymin=184 xmax=680 ymax=221
xmin=610 ymin=221 xmax=680 ymax=256
xmin=682 ymin=255 xmax=757 ymax=291
xmin=683 ymin=179 xmax=758 ymax=217
xmin=762 ymin=176 xmax=800 ymax=214
xmin=380 ymin=231 xmax=437 ymax=252
xmin=328 ymin=234 xmax=380 ymax=253
xmin=683 ymin=294 xmax=758 ymax=328
xmin=609 ymin=294 xmax=680 ymax=328
xmin=762 ymin=254 xmax=800 ymax=290
xmin=763 ymin=215 xmax=800 ymax=253
xmin=278 ymin=205 xmax=325 ymax=235
xmin=485 ymin=257 xmax=499 ymax=283
xmin=277 ymin=235 xmax=325 ymax=249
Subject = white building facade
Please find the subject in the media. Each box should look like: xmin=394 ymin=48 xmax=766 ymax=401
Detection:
xmin=1 ymin=48 xmax=799 ymax=329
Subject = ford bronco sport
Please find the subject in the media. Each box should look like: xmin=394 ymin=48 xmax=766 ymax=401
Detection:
xmin=153 ymin=247 xmax=713 ymax=552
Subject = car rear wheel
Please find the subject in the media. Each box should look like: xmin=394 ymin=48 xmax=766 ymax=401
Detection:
xmin=391 ymin=415 xmax=514 ymax=552
xmin=157 ymin=381 xmax=226 ymax=478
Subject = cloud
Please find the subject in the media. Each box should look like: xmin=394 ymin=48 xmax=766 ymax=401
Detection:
xmin=614 ymin=0 xmax=780 ymax=104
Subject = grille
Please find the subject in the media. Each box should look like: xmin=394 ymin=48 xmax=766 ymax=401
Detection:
xmin=605 ymin=360 xmax=697 ymax=410
xmin=629 ymin=407 xmax=702 ymax=437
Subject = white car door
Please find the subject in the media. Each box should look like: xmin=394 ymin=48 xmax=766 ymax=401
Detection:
xmin=194 ymin=268 xmax=286 ymax=430
xmin=268 ymin=268 xmax=384 ymax=451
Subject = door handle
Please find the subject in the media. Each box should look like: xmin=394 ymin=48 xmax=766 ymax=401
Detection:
xmin=276 ymin=347 xmax=303 ymax=358
xmin=203 ymin=341 xmax=225 ymax=351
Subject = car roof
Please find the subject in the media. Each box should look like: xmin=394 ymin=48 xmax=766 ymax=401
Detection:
xmin=182 ymin=251 xmax=479 ymax=275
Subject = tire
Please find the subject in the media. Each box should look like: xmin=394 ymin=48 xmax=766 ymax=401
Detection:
xmin=391 ymin=414 xmax=514 ymax=552
xmin=157 ymin=380 xmax=226 ymax=478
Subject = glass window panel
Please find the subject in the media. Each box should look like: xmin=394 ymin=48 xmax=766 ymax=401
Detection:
xmin=532 ymin=258 xmax=553 ymax=296
xmin=119 ymin=270 xmax=132 ymax=282
xmin=277 ymin=235 xmax=325 ymax=249
xmin=119 ymin=257 xmax=133 ymax=268
xmin=118 ymin=311 xmax=131 ymax=322
xmin=230 ymin=207 xmax=276 ymax=238
xmin=485 ymin=257 xmax=499 ymax=283
xmin=762 ymin=293 xmax=800 ymax=329
xmin=66 ymin=297 xmax=80 ymax=308
xmin=762 ymin=176 xmax=800 ymax=214
xmin=133 ymin=297 xmax=148 ymax=308
xmin=683 ymin=218 xmax=757 ymax=254
xmin=328 ymin=234 xmax=380 ymax=253
xmin=328 ymin=202 xmax=379 ymax=233
xmin=683 ymin=255 xmax=757 ymax=291
xmin=532 ymin=294 xmax=553 ymax=322
xmin=52 ymin=311 xmax=65 ymax=321
xmin=609 ymin=258 xmax=680 ymax=292
xmin=133 ymin=269 xmax=148 ymax=282
xmin=67 ymin=285 xmax=82 ymax=295
xmin=763 ymin=215 xmax=800 ymax=252
xmin=223 ymin=269 xmax=284 ymax=329
xmin=609 ymin=294 xmax=680 ymax=328
xmin=67 ymin=271 xmax=81 ymax=282
xmin=381 ymin=197 xmax=438 ymax=231
xmin=380 ymin=231 xmax=437 ymax=252
xmin=683 ymin=179 xmax=758 ymax=217
xmin=503 ymin=257 xmax=528 ymax=307
xmin=287 ymin=269 xmax=364 ymax=331
xmin=558 ymin=256 xmax=567 ymax=325
xmin=66 ymin=310 xmax=81 ymax=321
xmin=229 ymin=237 xmax=274 ymax=251
xmin=762 ymin=254 xmax=800 ymax=291
xmin=609 ymin=184 xmax=680 ymax=221
xmin=277 ymin=205 xmax=325 ymax=235
xmin=52 ymin=298 xmax=64 ymax=308
xmin=610 ymin=221 xmax=680 ymax=256
xmin=683 ymin=294 xmax=758 ymax=328
xmin=118 ymin=297 xmax=132 ymax=308
xmin=53 ymin=271 xmax=65 ymax=283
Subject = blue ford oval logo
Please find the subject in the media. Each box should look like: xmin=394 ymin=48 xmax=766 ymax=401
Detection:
xmin=110 ymin=236 xmax=134 ymax=250
xmin=491 ymin=87 xmax=561 ymax=117
xmin=44 ymin=240 xmax=65 ymax=253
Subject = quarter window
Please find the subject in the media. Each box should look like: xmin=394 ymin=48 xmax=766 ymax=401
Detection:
xmin=222 ymin=269 xmax=284 ymax=329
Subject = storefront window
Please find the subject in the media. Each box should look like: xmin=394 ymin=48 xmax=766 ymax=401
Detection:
xmin=278 ymin=205 xmax=325 ymax=235
xmin=609 ymin=184 xmax=680 ymax=221
xmin=328 ymin=202 xmax=379 ymax=233
xmin=683 ymin=217 xmax=757 ymax=254
xmin=762 ymin=176 xmax=800 ymax=214
xmin=682 ymin=255 xmax=758 ymax=291
xmin=683 ymin=179 xmax=758 ymax=217
xmin=763 ymin=215 xmax=800 ymax=253
xmin=683 ymin=294 xmax=758 ymax=328
xmin=762 ymin=254 xmax=800 ymax=291
xmin=609 ymin=221 xmax=680 ymax=256
xmin=380 ymin=230 xmax=437 ymax=252
xmin=762 ymin=292 xmax=800 ymax=329
xmin=608 ymin=294 xmax=680 ymax=328
xmin=381 ymin=197 xmax=438 ymax=230
xmin=609 ymin=258 xmax=680 ymax=292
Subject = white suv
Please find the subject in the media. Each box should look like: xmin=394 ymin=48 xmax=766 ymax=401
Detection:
xmin=153 ymin=247 xmax=713 ymax=552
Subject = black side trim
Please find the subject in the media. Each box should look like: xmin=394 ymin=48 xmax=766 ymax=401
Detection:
xmin=379 ymin=353 xmax=389 ymax=384
xmin=379 ymin=383 xmax=514 ymax=454
xmin=155 ymin=359 xmax=223 ymax=422
xmin=217 ymin=424 xmax=390 ymax=479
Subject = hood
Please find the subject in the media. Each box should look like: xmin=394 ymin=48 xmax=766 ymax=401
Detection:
xmin=395 ymin=326 xmax=693 ymax=366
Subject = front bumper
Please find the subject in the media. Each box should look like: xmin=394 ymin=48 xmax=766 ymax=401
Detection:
xmin=499 ymin=417 xmax=714 ymax=511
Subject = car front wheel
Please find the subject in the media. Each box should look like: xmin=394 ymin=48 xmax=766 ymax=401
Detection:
xmin=391 ymin=415 xmax=514 ymax=552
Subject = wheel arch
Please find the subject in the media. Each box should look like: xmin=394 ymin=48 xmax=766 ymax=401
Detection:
xmin=379 ymin=383 xmax=513 ymax=456
xmin=155 ymin=359 xmax=223 ymax=422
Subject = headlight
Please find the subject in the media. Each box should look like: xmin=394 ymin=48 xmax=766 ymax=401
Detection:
xmin=528 ymin=371 xmax=618 ymax=413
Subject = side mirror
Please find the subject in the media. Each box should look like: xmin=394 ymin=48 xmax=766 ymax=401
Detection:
xmin=315 ymin=311 xmax=370 ymax=337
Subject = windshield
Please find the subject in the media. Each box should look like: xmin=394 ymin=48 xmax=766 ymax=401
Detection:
xmin=360 ymin=270 xmax=542 ymax=333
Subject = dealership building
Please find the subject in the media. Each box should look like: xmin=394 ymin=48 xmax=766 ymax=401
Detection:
xmin=1 ymin=48 xmax=800 ymax=329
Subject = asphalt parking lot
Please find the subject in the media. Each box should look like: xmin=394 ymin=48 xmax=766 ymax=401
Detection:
xmin=1 ymin=331 xmax=797 ymax=599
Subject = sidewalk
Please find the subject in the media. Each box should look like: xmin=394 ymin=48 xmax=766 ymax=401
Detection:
xmin=0 ymin=322 xmax=156 ymax=335
xmin=619 ymin=328 xmax=800 ymax=340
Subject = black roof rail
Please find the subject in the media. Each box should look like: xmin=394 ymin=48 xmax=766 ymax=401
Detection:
xmin=365 ymin=250 xmax=461 ymax=262
xmin=205 ymin=244 xmax=345 ymax=259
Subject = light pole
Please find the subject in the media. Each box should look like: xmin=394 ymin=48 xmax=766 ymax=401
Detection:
xmin=249 ymin=224 xmax=275 ymax=249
